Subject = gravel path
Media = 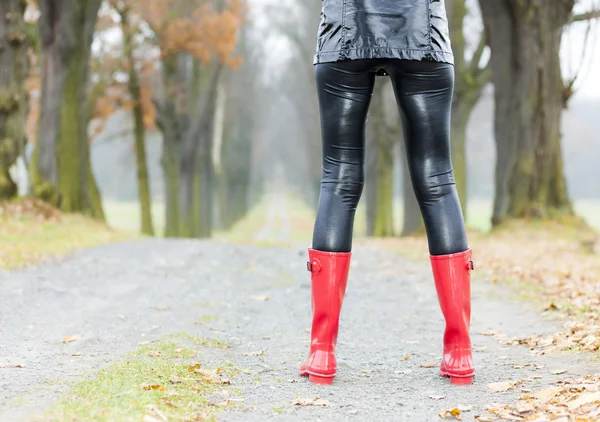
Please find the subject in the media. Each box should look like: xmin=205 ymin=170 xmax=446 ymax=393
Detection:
xmin=0 ymin=240 xmax=596 ymax=421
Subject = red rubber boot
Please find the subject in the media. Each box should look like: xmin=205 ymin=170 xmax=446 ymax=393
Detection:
xmin=299 ymin=249 xmax=351 ymax=385
xmin=430 ymin=249 xmax=475 ymax=385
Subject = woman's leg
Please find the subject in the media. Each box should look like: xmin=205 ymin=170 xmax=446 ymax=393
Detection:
xmin=301 ymin=60 xmax=375 ymax=385
xmin=388 ymin=61 xmax=468 ymax=256
xmin=312 ymin=61 xmax=376 ymax=252
xmin=389 ymin=60 xmax=474 ymax=385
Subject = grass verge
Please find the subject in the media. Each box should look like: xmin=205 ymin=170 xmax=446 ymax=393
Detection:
xmin=46 ymin=335 xmax=238 ymax=422
xmin=0 ymin=199 xmax=133 ymax=270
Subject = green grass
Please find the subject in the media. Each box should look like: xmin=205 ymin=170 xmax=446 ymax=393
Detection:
xmin=46 ymin=336 xmax=236 ymax=422
xmin=101 ymin=197 xmax=600 ymax=241
xmin=0 ymin=200 xmax=134 ymax=270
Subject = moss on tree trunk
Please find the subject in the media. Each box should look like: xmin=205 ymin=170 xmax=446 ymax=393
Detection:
xmin=0 ymin=0 xmax=29 ymax=199
xmin=480 ymin=0 xmax=574 ymax=226
xmin=33 ymin=0 xmax=104 ymax=218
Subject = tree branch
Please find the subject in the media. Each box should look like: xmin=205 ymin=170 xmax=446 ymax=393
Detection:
xmin=572 ymin=9 xmax=600 ymax=22
xmin=468 ymin=32 xmax=488 ymax=77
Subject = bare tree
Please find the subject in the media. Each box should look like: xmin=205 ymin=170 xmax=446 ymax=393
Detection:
xmin=480 ymin=0 xmax=599 ymax=225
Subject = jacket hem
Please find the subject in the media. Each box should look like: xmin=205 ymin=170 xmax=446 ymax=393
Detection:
xmin=313 ymin=48 xmax=454 ymax=66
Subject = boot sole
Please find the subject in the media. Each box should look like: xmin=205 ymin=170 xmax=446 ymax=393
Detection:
xmin=299 ymin=370 xmax=335 ymax=385
xmin=441 ymin=370 xmax=475 ymax=386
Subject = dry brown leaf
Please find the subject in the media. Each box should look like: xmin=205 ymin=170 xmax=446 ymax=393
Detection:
xmin=566 ymin=391 xmax=600 ymax=410
xmin=533 ymin=388 xmax=562 ymax=403
xmin=141 ymin=384 xmax=165 ymax=391
xmin=188 ymin=363 xmax=201 ymax=372
xmin=62 ymin=335 xmax=82 ymax=344
xmin=0 ymin=363 xmax=23 ymax=368
xmin=400 ymin=354 xmax=411 ymax=361
xmin=294 ymin=397 xmax=329 ymax=407
xmin=488 ymin=381 xmax=515 ymax=392
xmin=250 ymin=295 xmax=270 ymax=302
xmin=474 ymin=416 xmax=496 ymax=422
xmin=163 ymin=401 xmax=178 ymax=408
xmin=439 ymin=408 xmax=462 ymax=420
xmin=420 ymin=361 xmax=438 ymax=368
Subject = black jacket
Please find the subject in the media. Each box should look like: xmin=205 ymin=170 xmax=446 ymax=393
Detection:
xmin=314 ymin=0 xmax=453 ymax=65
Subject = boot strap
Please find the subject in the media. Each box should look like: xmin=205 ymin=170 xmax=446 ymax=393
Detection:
xmin=307 ymin=260 xmax=322 ymax=274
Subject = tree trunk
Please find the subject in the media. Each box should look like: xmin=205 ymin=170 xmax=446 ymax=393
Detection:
xmin=367 ymin=80 xmax=394 ymax=237
xmin=158 ymin=56 xmax=181 ymax=237
xmin=0 ymin=0 xmax=29 ymax=199
xmin=480 ymin=0 xmax=574 ymax=225
xmin=33 ymin=0 xmax=104 ymax=218
xmin=121 ymin=9 xmax=154 ymax=236
xmin=178 ymin=61 xmax=221 ymax=238
xmin=401 ymin=142 xmax=424 ymax=236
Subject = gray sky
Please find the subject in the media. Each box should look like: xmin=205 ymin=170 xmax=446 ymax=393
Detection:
xmin=249 ymin=0 xmax=600 ymax=100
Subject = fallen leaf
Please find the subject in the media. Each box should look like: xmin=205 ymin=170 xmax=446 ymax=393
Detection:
xmin=488 ymin=381 xmax=515 ymax=392
xmin=188 ymin=363 xmax=201 ymax=372
xmin=420 ymin=361 xmax=438 ymax=368
xmin=0 ymin=363 xmax=23 ymax=369
xmin=141 ymin=384 xmax=165 ymax=391
xmin=439 ymin=408 xmax=462 ymax=420
xmin=243 ymin=350 xmax=265 ymax=357
xmin=514 ymin=400 xmax=535 ymax=414
xmin=400 ymin=354 xmax=411 ymax=361
xmin=71 ymin=352 xmax=81 ymax=357
xmin=62 ymin=335 xmax=82 ymax=344
xmin=474 ymin=416 xmax=496 ymax=422
xmin=163 ymin=401 xmax=178 ymax=408
xmin=551 ymin=369 xmax=567 ymax=375
xmin=147 ymin=351 xmax=164 ymax=358
xmin=566 ymin=391 xmax=600 ymax=410
xmin=169 ymin=377 xmax=182 ymax=384
xmin=294 ymin=397 xmax=329 ymax=407
xmin=533 ymin=388 xmax=562 ymax=403
xmin=250 ymin=295 xmax=270 ymax=302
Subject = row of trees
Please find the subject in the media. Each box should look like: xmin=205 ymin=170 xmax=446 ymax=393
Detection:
xmin=283 ymin=0 xmax=598 ymax=235
xmin=0 ymin=0 xmax=257 ymax=237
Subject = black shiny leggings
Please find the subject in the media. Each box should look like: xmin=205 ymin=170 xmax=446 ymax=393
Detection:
xmin=312 ymin=59 xmax=468 ymax=256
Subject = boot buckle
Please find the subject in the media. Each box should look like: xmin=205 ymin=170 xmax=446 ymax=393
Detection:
xmin=307 ymin=259 xmax=322 ymax=274
xmin=467 ymin=260 xmax=474 ymax=271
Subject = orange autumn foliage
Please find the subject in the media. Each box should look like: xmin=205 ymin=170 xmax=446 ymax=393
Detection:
xmin=138 ymin=0 xmax=246 ymax=66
